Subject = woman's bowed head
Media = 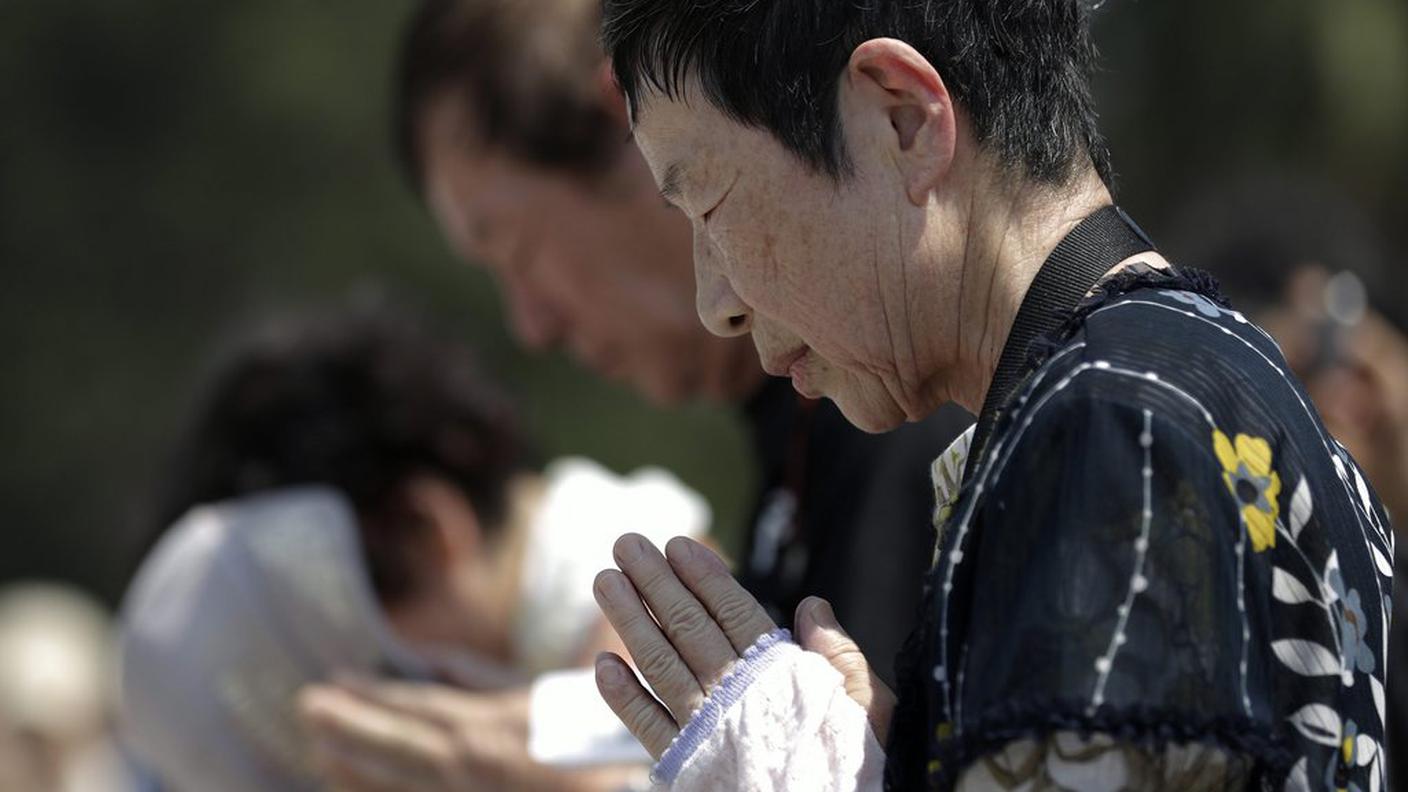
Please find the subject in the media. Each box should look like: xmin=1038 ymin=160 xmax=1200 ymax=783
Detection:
xmin=611 ymin=2 xmax=1122 ymax=433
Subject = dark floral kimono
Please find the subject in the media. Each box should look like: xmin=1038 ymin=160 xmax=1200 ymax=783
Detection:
xmin=889 ymin=209 xmax=1393 ymax=792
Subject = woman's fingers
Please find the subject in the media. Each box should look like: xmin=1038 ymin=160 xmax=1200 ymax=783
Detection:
xmin=593 ymin=532 xmax=776 ymax=754
xmin=795 ymin=597 xmax=897 ymax=743
xmin=611 ymin=533 xmax=739 ymax=689
xmin=593 ymin=652 xmax=680 ymax=761
xmin=665 ymin=536 xmax=776 ymax=653
xmin=593 ymin=568 xmax=705 ymax=722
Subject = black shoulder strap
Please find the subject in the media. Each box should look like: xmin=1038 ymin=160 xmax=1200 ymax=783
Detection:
xmin=965 ymin=205 xmax=1155 ymax=478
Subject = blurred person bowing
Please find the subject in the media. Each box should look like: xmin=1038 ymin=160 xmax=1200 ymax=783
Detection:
xmin=1171 ymin=176 xmax=1408 ymax=791
xmin=121 ymin=303 xmax=707 ymax=791
xmin=393 ymin=0 xmax=971 ymax=679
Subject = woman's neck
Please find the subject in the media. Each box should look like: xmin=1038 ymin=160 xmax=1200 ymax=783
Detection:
xmin=915 ymin=168 xmax=1114 ymax=415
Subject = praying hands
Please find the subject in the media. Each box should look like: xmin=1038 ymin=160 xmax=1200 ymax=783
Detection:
xmin=591 ymin=534 xmax=896 ymax=761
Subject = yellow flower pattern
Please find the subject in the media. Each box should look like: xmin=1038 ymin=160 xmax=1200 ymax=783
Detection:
xmin=1213 ymin=429 xmax=1282 ymax=552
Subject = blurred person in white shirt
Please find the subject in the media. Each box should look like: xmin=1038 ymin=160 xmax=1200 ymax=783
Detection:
xmin=120 ymin=303 xmax=708 ymax=791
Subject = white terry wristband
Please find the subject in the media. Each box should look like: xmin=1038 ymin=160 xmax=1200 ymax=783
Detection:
xmin=655 ymin=629 xmax=885 ymax=791
xmin=528 ymin=667 xmax=652 ymax=767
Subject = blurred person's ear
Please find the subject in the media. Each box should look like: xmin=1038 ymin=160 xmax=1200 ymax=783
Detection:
xmin=384 ymin=475 xmax=520 ymax=658
xmin=840 ymin=38 xmax=958 ymax=207
xmin=399 ymin=474 xmax=488 ymax=574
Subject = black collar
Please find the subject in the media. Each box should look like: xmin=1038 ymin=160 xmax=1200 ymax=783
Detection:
xmin=964 ymin=205 xmax=1155 ymax=478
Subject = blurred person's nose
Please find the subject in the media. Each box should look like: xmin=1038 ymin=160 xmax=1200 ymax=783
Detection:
xmin=502 ymin=273 xmax=565 ymax=350
xmin=695 ymin=231 xmax=751 ymax=337
xmin=484 ymin=227 xmax=564 ymax=350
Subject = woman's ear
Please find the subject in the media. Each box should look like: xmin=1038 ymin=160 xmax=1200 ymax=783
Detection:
xmin=398 ymin=475 xmax=485 ymax=575
xmin=840 ymin=38 xmax=957 ymax=207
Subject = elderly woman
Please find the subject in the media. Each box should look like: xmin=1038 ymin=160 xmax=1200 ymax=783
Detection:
xmin=586 ymin=2 xmax=1392 ymax=791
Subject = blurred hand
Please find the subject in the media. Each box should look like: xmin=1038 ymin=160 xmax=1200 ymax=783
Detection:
xmin=298 ymin=680 xmax=636 ymax=792
xmin=592 ymin=535 xmax=895 ymax=759
xmin=299 ymin=680 xmax=528 ymax=792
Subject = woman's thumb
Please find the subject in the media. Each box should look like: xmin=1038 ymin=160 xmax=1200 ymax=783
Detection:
xmin=794 ymin=596 xmax=896 ymax=743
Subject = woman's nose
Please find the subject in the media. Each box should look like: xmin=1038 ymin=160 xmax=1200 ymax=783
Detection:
xmin=694 ymin=233 xmax=751 ymax=337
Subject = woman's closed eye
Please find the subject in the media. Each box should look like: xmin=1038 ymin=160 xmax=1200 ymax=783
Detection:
xmin=701 ymin=174 xmax=740 ymax=226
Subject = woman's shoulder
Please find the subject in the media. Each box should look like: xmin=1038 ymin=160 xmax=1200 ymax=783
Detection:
xmin=1017 ymin=267 xmax=1307 ymax=435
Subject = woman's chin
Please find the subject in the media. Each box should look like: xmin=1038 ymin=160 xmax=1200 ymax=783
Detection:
xmin=829 ymin=391 xmax=909 ymax=435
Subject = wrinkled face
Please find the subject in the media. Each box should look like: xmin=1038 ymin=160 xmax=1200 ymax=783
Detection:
xmin=631 ymin=86 xmax=942 ymax=432
xmin=420 ymin=92 xmax=757 ymax=405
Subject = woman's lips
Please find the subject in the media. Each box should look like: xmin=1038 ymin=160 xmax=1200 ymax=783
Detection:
xmin=763 ymin=346 xmax=820 ymax=396
xmin=764 ymin=346 xmax=807 ymax=377
xmin=786 ymin=349 xmax=820 ymax=398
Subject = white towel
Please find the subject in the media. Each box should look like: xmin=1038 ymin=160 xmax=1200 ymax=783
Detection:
xmin=654 ymin=630 xmax=884 ymax=791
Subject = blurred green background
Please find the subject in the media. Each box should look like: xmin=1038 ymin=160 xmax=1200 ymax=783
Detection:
xmin=2 ymin=1 xmax=1405 ymax=606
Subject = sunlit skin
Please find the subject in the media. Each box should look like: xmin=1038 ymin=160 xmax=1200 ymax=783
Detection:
xmin=419 ymin=87 xmax=762 ymax=406
xmin=628 ymin=39 xmax=1151 ymax=431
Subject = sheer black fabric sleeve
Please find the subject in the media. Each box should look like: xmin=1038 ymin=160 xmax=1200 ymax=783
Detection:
xmin=841 ymin=405 xmax=971 ymax=690
xmin=937 ymin=381 xmax=1290 ymax=788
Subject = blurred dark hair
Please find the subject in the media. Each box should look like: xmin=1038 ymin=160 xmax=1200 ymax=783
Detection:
xmin=1166 ymin=174 xmax=1404 ymax=333
xmin=602 ymin=0 xmax=1112 ymax=186
xmin=155 ymin=300 xmax=530 ymax=605
xmin=394 ymin=0 xmax=621 ymax=194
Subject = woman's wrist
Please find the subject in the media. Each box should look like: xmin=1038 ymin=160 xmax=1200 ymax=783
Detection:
xmin=653 ymin=628 xmax=797 ymax=784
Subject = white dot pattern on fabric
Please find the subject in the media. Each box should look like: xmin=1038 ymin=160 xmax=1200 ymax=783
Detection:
xmin=936 ymin=345 xmax=1223 ymax=725
xmin=933 ymin=342 xmax=1098 ymax=720
xmin=1088 ymin=409 xmax=1157 ymax=716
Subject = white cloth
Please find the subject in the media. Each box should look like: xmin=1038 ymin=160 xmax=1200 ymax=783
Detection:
xmin=655 ymin=631 xmax=884 ymax=792
xmin=513 ymin=457 xmax=710 ymax=674
xmin=529 ymin=668 xmax=651 ymax=767
xmin=118 ymin=487 xmax=429 ymax=792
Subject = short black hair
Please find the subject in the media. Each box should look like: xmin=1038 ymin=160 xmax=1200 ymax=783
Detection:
xmin=603 ymin=0 xmax=1112 ymax=185
xmin=156 ymin=300 xmax=530 ymax=604
xmin=1166 ymin=174 xmax=1403 ymax=333
xmin=394 ymin=0 xmax=621 ymax=194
